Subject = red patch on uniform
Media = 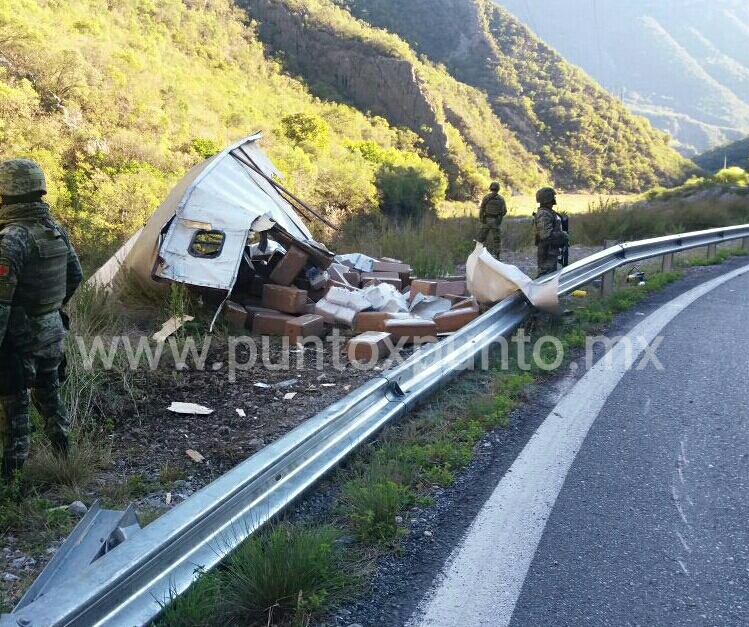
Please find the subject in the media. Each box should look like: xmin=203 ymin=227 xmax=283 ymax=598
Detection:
xmin=0 ymin=264 xmax=9 ymax=277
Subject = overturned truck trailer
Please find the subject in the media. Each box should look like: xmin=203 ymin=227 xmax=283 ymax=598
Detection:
xmin=89 ymin=133 xmax=334 ymax=320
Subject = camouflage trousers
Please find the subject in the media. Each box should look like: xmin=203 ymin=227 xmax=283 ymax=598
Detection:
xmin=0 ymin=340 xmax=70 ymax=478
xmin=478 ymin=220 xmax=502 ymax=259
xmin=536 ymin=241 xmax=559 ymax=278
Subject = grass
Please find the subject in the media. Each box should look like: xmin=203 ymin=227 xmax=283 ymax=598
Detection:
xmin=23 ymin=434 xmax=110 ymax=492
xmin=437 ymin=194 xmax=633 ymax=218
xmin=679 ymin=246 xmax=748 ymax=267
xmin=157 ymin=523 xmax=364 ymax=627
xmin=333 ymin=212 xmax=477 ymax=277
xmin=570 ymin=195 xmax=749 ymax=247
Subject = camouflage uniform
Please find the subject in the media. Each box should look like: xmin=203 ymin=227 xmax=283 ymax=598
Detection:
xmin=478 ymin=182 xmax=507 ymax=259
xmin=0 ymin=159 xmax=82 ymax=478
xmin=534 ymin=187 xmax=568 ymax=278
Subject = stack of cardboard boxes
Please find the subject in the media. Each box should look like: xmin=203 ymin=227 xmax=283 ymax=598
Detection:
xmin=223 ymin=246 xmax=480 ymax=364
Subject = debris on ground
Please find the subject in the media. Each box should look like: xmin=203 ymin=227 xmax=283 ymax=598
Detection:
xmin=167 ymin=402 xmax=214 ymax=415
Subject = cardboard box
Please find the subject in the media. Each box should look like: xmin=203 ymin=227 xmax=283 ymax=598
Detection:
xmin=252 ymin=311 xmax=294 ymax=336
xmin=223 ymin=300 xmax=248 ymax=331
xmin=285 ymin=314 xmax=325 ymax=344
xmin=434 ymin=307 xmax=480 ymax=333
xmin=362 ymin=271 xmax=400 ymax=280
xmin=270 ymin=245 xmax=309 ymax=286
xmin=244 ymin=305 xmax=281 ymax=327
xmin=384 ymin=318 xmax=438 ymax=344
xmin=436 ymin=279 xmax=466 ymax=297
xmin=347 ymin=331 xmax=393 ymax=363
xmin=409 ymin=280 xmax=438 ymax=300
xmin=261 ymin=284 xmax=308 ymax=314
xmin=372 ymin=260 xmax=412 ymax=274
xmin=355 ymin=311 xmax=395 ymax=333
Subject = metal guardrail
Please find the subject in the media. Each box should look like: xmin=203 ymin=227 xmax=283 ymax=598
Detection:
xmin=4 ymin=224 xmax=749 ymax=627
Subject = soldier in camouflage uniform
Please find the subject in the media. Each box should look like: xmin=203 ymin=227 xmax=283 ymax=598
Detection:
xmin=0 ymin=159 xmax=82 ymax=479
xmin=478 ymin=181 xmax=507 ymax=259
xmin=533 ymin=187 xmax=568 ymax=278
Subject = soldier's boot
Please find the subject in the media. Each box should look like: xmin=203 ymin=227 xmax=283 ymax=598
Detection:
xmin=0 ymin=393 xmax=31 ymax=482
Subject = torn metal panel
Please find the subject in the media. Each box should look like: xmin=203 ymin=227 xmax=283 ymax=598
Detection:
xmin=89 ymin=133 xmax=331 ymax=294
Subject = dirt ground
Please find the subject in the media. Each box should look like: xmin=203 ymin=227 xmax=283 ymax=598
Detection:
xmin=0 ymin=244 xmax=601 ymax=608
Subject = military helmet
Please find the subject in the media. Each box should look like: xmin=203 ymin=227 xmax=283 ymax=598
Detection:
xmin=489 ymin=181 xmax=500 ymax=192
xmin=0 ymin=158 xmax=47 ymax=197
xmin=535 ymin=186 xmax=556 ymax=205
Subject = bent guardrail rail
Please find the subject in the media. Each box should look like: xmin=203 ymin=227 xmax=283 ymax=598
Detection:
xmin=4 ymin=224 xmax=748 ymax=627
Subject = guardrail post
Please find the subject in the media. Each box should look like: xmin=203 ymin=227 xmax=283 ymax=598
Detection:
xmin=707 ymin=243 xmax=717 ymax=259
xmin=661 ymin=252 xmax=674 ymax=273
xmin=742 ymin=236 xmax=749 ymax=251
xmin=601 ymin=240 xmax=615 ymax=296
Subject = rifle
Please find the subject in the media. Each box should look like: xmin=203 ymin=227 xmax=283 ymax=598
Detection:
xmin=557 ymin=213 xmax=569 ymax=267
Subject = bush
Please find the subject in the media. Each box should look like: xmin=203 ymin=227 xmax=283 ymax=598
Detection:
xmin=713 ymin=167 xmax=748 ymax=186
xmin=376 ymin=162 xmax=447 ymax=220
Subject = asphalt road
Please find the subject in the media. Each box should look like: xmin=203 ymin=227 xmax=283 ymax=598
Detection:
xmin=409 ymin=265 xmax=749 ymax=627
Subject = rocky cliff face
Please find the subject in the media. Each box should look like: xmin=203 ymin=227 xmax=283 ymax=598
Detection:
xmin=245 ymin=0 xmax=454 ymax=175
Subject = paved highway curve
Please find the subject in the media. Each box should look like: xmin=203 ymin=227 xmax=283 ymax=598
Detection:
xmin=409 ymin=265 xmax=749 ymax=627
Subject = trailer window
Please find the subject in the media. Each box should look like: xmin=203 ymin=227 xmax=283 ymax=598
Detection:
xmin=189 ymin=230 xmax=225 ymax=259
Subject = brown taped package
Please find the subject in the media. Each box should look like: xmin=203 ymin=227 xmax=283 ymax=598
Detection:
xmin=384 ymin=318 xmax=438 ymax=344
xmin=223 ymin=301 xmax=248 ymax=331
xmin=436 ymin=279 xmax=467 ymax=297
xmin=409 ymin=280 xmax=438 ymax=299
xmin=252 ymin=311 xmax=294 ymax=336
xmin=261 ymin=284 xmax=308 ymax=314
xmin=355 ymin=311 xmax=395 ymax=333
xmin=285 ymin=314 xmax=325 ymax=344
xmin=372 ymin=260 xmax=412 ymax=274
xmin=434 ymin=307 xmax=480 ymax=333
xmin=269 ymin=245 xmax=309 ymax=286
xmin=347 ymin=331 xmax=394 ymax=363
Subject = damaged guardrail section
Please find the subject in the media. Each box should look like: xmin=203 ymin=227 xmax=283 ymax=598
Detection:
xmin=3 ymin=224 xmax=748 ymax=627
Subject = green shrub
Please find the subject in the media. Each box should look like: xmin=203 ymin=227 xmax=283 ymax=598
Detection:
xmin=713 ymin=167 xmax=748 ymax=186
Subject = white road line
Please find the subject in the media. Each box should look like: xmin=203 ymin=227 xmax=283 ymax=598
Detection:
xmin=408 ymin=265 xmax=749 ymax=627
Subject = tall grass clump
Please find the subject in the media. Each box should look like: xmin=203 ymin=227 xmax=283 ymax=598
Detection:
xmin=572 ymin=195 xmax=749 ymax=246
xmin=335 ymin=212 xmax=477 ymax=276
xmin=220 ymin=523 xmax=357 ymax=627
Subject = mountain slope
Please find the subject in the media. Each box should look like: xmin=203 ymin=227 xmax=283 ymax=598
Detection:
xmin=330 ymin=0 xmax=694 ymax=191
xmin=494 ymin=0 xmax=749 ymax=155
xmin=694 ymin=137 xmax=749 ymax=172
xmin=243 ymin=0 xmax=548 ymax=198
xmin=0 ymin=0 xmax=697 ymax=267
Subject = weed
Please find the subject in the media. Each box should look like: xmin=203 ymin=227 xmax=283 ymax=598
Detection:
xmin=157 ymin=572 xmax=225 ymax=627
xmin=101 ymin=472 xmax=154 ymax=507
xmin=159 ymin=461 xmax=183 ymax=486
xmin=23 ymin=435 xmax=110 ymax=491
xmin=679 ymin=246 xmax=747 ymax=267
xmin=220 ymin=523 xmax=359 ymax=626
xmin=342 ymin=478 xmax=413 ymax=543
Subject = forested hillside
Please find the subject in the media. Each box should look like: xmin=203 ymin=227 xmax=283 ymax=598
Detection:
xmin=332 ymin=0 xmax=694 ymax=191
xmin=694 ymin=137 xmax=749 ymax=173
xmin=495 ymin=0 xmax=749 ymax=155
xmin=0 ymin=0 xmax=694 ymax=269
